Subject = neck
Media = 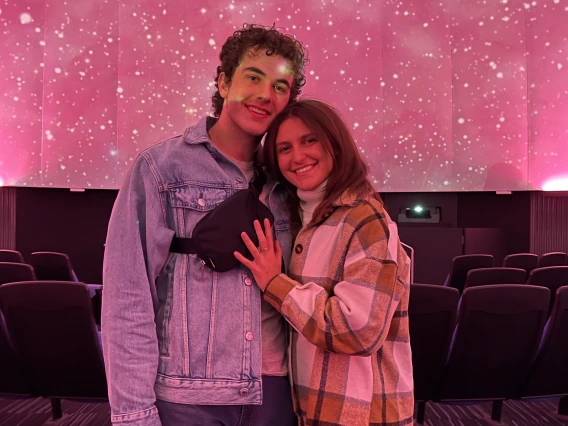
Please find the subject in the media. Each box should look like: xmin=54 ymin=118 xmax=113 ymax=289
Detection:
xmin=208 ymin=113 xmax=262 ymax=162
xmin=297 ymin=181 xmax=327 ymax=227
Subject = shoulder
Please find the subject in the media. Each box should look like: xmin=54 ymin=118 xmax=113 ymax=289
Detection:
xmin=140 ymin=134 xmax=187 ymax=161
xmin=343 ymin=196 xmax=389 ymax=227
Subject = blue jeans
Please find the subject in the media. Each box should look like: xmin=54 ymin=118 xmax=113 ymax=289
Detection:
xmin=156 ymin=376 xmax=296 ymax=426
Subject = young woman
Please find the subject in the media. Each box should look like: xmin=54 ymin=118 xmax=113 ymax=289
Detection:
xmin=234 ymin=100 xmax=414 ymax=426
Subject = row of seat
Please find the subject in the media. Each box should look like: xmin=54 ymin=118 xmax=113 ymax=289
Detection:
xmin=410 ymin=283 xmax=568 ymax=424
xmin=504 ymin=251 xmax=568 ymax=270
xmin=442 ymin=265 xmax=568 ymax=316
xmin=0 ymin=250 xmax=78 ymax=284
xmin=444 ymin=252 xmax=568 ymax=294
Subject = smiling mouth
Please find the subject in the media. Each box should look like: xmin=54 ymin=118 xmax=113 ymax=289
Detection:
xmin=247 ymin=105 xmax=270 ymax=116
xmin=295 ymin=164 xmax=316 ymax=174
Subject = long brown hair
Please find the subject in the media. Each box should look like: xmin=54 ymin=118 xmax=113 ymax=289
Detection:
xmin=263 ymin=99 xmax=377 ymax=225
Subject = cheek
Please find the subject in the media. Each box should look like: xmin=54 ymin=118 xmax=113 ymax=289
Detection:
xmin=275 ymin=96 xmax=291 ymax=112
xmin=276 ymin=155 xmax=287 ymax=172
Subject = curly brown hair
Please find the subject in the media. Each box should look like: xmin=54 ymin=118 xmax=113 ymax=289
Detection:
xmin=211 ymin=23 xmax=308 ymax=117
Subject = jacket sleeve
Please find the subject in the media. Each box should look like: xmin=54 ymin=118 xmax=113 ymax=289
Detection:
xmin=263 ymin=210 xmax=409 ymax=356
xmin=102 ymin=154 xmax=174 ymax=425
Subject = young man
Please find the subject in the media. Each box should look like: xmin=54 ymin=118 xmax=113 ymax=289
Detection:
xmin=102 ymin=24 xmax=307 ymax=426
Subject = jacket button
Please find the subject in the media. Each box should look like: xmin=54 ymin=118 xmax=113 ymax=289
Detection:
xmin=245 ymin=332 xmax=254 ymax=341
xmin=295 ymin=244 xmax=303 ymax=254
xmin=239 ymin=388 xmax=249 ymax=397
xmin=197 ymin=198 xmax=205 ymax=207
xmin=244 ymin=277 xmax=252 ymax=286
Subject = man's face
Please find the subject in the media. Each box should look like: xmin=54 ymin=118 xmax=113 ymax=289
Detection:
xmin=218 ymin=48 xmax=294 ymax=137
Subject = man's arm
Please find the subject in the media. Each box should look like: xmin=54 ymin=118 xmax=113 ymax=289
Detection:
xmin=102 ymin=155 xmax=174 ymax=425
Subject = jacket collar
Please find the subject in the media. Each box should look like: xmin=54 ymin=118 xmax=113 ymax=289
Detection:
xmin=182 ymin=116 xmax=217 ymax=145
xmin=307 ymin=186 xmax=373 ymax=226
xmin=331 ymin=186 xmax=373 ymax=208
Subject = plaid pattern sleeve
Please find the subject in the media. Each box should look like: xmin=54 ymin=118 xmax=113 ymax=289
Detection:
xmin=264 ymin=196 xmax=414 ymax=425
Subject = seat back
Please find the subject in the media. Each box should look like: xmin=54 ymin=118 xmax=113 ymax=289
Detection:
xmin=527 ymin=266 xmax=568 ymax=315
xmin=31 ymin=252 xmax=75 ymax=281
xmin=446 ymin=254 xmax=493 ymax=293
xmin=438 ymin=285 xmax=549 ymax=401
xmin=502 ymin=253 xmax=538 ymax=274
xmin=0 ymin=250 xmax=25 ymax=264
xmin=520 ymin=286 xmax=568 ymax=398
xmin=409 ymin=284 xmax=459 ymax=402
xmin=0 ymin=262 xmax=37 ymax=286
xmin=0 ymin=281 xmax=107 ymax=400
xmin=0 ymin=310 xmax=35 ymax=396
xmin=537 ymin=252 xmax=567 ymax=268
xmin=464 ymin=267 xmax=526 ymax=290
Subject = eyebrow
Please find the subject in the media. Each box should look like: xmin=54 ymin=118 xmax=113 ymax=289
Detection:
xmin=276 ymin=133 xmax=317 ymax=146
xmin=243 ymin=66 xmax=292 ymax=89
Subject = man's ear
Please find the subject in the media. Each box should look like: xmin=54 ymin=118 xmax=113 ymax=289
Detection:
xmin=218 ymin=72 xmax=231 ymax=99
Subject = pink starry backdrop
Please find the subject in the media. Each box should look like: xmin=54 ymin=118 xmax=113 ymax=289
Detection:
xmin=0 ymin=0 xmax=567 ymax=191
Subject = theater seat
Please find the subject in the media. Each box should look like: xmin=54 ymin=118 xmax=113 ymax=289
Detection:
xmin=537 ymin=252 xmax=567 ymax=268
xmin=517 ymin=286 xmax=568 ymax=416
xmin=0 ymin=281 xmax=108 ymax=419
xmin=31 ymin=251 xmax=78 ymax=282
xmin=443 ymin=254 xmax=493 ymax=294
xmin=436 ymin=285 xmax=549 ymax=422
xmin=0 ymin=250 xmax=25 ymax=264
xmin=463 ymin=267 xmax=526 ymax=291
xmin=0 ymin=262 xmax=36 ymax=286
xmin=527 ymin=266 xmax=568 ymax=316
xmin=409 ymin=284 xmax=459 ymax=424
xmin=502 ymin=253 xmax=538 ymax=275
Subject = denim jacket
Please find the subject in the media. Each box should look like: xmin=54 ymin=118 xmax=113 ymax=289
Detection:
xmin=101 ymin=116 xmax=293 ymax=425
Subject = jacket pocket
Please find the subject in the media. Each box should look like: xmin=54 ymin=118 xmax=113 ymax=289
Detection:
xmin=167 ymin=184 xmax=230 ymax=238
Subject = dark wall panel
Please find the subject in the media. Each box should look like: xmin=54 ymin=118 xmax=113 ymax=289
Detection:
xmin=12 ymin=189 xmax=535 ymax=287
xmin=398 ymin=227 xmax=463 ymax=285
xmin=15 ymin=188 xmax=117 ymax=284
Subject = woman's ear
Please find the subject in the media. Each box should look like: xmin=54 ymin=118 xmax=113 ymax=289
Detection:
xmin=218 ymin=72 xmax=230 ymax=99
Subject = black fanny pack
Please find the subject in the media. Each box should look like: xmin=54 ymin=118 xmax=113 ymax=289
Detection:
xmin=169 ymin=167 xmax=274 ymax=272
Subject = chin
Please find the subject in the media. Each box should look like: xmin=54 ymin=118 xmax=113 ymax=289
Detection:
xmin=241 ymin=123 xmax=269 ymax=137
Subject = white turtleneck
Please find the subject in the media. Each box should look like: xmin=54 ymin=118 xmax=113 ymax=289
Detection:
xmin=297 ymin=181 xmax=327 ymax=227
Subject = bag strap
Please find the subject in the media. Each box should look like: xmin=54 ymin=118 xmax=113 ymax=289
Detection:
xmin=169 ymin=164 xmax=267 ymax=255
xmin=169 ymin=237 xmax=198 ymax=254
xmin=250 ymin=163 xmax=266 ymax=194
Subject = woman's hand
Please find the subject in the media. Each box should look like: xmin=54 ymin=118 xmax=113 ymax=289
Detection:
xmin=234 ymin=218 xmax=282 ymax=291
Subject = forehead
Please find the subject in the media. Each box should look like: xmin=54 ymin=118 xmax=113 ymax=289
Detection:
xmin=237 ymin=48 xmax=294 ymax=84
xmin=277 ymin=117 xmax=314 ymax=140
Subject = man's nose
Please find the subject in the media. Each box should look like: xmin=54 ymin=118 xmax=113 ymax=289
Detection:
xmin=257 ymin=82 xmax=272 ymax=102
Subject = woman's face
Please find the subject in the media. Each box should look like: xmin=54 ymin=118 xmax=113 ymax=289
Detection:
xmin=275 ymin=116 xmax=334 ymax=191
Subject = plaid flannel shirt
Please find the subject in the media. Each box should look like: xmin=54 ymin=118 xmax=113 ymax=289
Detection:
xmin=264 ymin=190 xmax=414 ymax=426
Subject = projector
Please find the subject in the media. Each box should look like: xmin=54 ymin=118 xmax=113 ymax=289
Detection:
xmin=398 ymin=206 xmax=441 ymax=223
